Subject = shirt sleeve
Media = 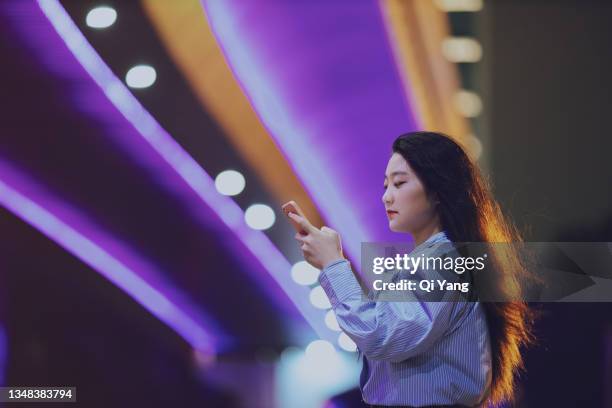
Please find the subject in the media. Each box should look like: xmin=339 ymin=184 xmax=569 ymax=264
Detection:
xmin=318 ymin=259 xmax=459 ymax=363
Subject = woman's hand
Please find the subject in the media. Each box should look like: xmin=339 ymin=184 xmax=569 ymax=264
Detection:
xmin=288 ymin=212 xmax=345 ymax=270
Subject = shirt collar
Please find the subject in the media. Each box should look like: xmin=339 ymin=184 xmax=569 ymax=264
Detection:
xmin=411 ymin=230 xmax=449 ymax=254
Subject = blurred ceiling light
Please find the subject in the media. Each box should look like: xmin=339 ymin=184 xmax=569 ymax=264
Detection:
xmin=337 ymin=332 xmax=357 ymax=352
xmin=244 ymin=203 xmax=275 ymax=230
xmin=85 ymin=6 xmax=117 ymax=29
xmin=309 ymin=286 xmax=331 ymax=309
xmin=214 ymin=169 xmax=245 ymax=196
xmin=280 ymin=346 xmax=302 ymax=364
xmin=324 ymin=309 xmax=341 ymax=331
xmin=442 ymin=37 xmax=482 ymax=63
xmin=434 ymin=0 xmax=483 ymax=12
xmin=466 ymin=134 xmax=483 ymax=160
xmin=305 ymin=339 xmax=337 ymax=360
xmin=125 ymin=65 xmax=157 ymax=89
xmin=291 ymin=261 xmax=320 ymax=286
xmin=39 ymin=0 xmax=341 ymax=345
xmin=453 ymin=90 xmax=482 ymax=118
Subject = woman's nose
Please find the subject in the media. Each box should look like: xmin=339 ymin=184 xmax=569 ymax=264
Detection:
xmin=382 ymin=190 xmax=391 ymax=205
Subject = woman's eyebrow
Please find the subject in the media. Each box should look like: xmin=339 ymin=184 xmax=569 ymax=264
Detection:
xmin=384 ymin=171 xmax=409 ymax=180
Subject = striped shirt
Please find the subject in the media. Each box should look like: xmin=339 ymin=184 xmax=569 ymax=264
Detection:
xmin=318 ymin=231 xmax=492 ymax=406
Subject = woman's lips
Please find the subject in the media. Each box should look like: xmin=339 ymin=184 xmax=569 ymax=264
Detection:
xmin=386 ymin=210 xmax=398 ymax=218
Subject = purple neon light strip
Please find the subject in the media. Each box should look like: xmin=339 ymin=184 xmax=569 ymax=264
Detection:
xmin=35 ymin=0 xmax=336 ymax=343
xmin=0 ymin=159 xmax=223 ymax=353
xmin=201 ymin=1 xmax=420 ymax=265
xmin=201 ymin=0 xmax=367 ymax=263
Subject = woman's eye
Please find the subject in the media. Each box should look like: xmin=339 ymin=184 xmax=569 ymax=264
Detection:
xmin=383 ymin=182 xmax=405 ymax=190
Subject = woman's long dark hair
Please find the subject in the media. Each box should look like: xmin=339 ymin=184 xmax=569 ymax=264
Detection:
xmin=392 ymin=131 xmax=537 ymax=407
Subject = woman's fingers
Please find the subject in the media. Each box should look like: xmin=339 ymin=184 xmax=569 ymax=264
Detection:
xmin=320 ymin=226 xmax=336 ymax=234
xmin=287 ymin=212 xmax=315 ymax=234
xmin=295 ymin=230 xmax=313 ymax=243
xmin=292 ymin=223 xmax=343 ymax=271
xmin=295 ymin=233 xmax=312 ymax=256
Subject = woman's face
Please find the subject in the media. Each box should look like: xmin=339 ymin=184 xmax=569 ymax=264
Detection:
xmin=382 ymin=153 xmax=438 ymax=233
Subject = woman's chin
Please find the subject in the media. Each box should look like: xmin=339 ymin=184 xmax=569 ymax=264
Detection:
xmin=388 ymin=220 xmax=406 ymax=233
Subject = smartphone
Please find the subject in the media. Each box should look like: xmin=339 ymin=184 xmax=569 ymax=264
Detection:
xmin=281 ymin=200 xmax=309 ymax=234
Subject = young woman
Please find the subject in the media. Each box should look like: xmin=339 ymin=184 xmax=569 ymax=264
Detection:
xmin=289 ymin=131 xmax=536 ymax=408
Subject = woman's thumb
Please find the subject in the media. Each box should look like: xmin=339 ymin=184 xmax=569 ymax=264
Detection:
xmin=321 ymin=226 xmax=337 ymax=235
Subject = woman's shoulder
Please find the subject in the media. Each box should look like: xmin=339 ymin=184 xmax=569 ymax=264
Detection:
xmin=418 ymin=231 xmax=455 ymax=258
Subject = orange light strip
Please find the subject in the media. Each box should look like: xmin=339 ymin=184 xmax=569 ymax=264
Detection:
xmin=379 ymin=0 xmax=473 ymax=151
xmin=140 ymin=0 xmax=324 ymax=227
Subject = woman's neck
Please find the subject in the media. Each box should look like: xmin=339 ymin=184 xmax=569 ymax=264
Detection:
xmin=412 ymin=222 xmax=442 ymax=247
